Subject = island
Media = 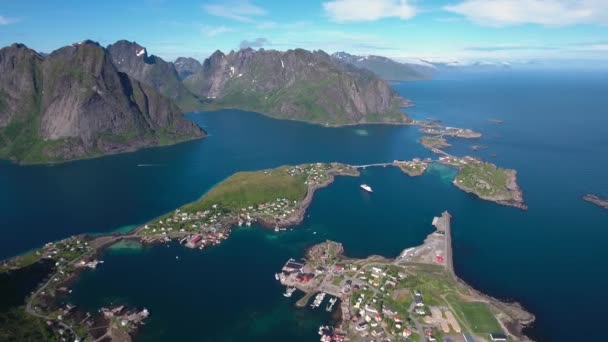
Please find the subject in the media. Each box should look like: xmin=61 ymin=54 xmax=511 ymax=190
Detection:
xmin=439 ymin=156 xmax=527 ymax=210
xmin=420 ymin=126 xmax=482 ymax=139
xmin=410 ymin=119 xmax=526 ymax=210
xmin=583 ymin=194 xmax=608 ymax=210
xmin=276 ymin=212 xmax=534 ymax=341
xmin=393 ymin=159 xmax=432 ymax=177
xmin=419 ymin=136 xmax=451 ymax=151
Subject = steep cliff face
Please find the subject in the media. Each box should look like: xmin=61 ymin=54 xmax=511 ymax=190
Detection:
xmin=0 ymin=44 xmax=42 ymax=128
xmin=0 ymin=41 xmax=203 ymax=163
xmin=174 ymin=57 xmax=203 ymax=80
xmin=107 ymin=40 xmax=201 ymax=110
xmin=184 ymin=48 xmax=409 ymax=125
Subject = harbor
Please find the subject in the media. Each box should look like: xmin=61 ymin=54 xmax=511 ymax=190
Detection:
xmin=275 ymin=212 xmax=534 ymax=342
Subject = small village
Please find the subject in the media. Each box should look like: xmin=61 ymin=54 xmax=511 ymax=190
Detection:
xmin=276 ymin=213 xmax=524 ymax=342
xmin=420 ymin=126 xmax=482 ymax=139
xmin=137 ymin=162 xmax=359 ymax=251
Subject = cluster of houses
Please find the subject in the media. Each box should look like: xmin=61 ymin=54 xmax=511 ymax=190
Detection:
xmin=420 ymin=126 xmax=481 ymax=139
xmin=276 ymin=243 xmax=503 ymax=342
xmin=438 ymin=155 xmax=481 ymax=168
xmin=101 ymin=305 xmax=150 ymax=330
xmin=140 ymin=164 xmax=351 ymax=249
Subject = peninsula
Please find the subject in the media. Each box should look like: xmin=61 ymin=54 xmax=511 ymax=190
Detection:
xmin=583 ymin=194 xmax=608 ymax=209
xmin=138 ymin=162 xmax=360 ymax=245
xmin=276 ymin=212 xmax=534 ymax=342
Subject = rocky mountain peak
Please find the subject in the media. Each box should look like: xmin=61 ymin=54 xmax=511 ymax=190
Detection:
xmin=174 ymin=57 xmax=203 ymax=80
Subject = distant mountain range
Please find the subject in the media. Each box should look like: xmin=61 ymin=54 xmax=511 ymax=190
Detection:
xmin=332 ymin=51 xmax=435 ymax=81
xmin=332 ymin=51 xmax=514 ymax=81
xmin=0 ymin=41 xmax=411 ymax=163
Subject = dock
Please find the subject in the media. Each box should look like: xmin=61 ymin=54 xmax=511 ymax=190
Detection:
xmin=433 ymin=211 xmax=454 ymax=277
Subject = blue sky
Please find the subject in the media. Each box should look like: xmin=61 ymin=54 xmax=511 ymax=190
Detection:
xmin=1 ymin=0 xmax=607 ymax=65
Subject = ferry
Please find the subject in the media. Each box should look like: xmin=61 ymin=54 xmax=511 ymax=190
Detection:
xmin=360 ymin=184 xmax=373 ymax=193
xmin=283 ymin=287 xmax=296 ymax=297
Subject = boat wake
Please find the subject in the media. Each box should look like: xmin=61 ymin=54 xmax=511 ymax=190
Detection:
xmin=137 ymin=164 xmax=165 ymax=167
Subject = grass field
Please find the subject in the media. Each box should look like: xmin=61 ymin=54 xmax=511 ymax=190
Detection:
xmin=420 ymin=135 xmax=450 ymax=149
xmin=182 ymin=166 xmax=309 ymax=213
xmin=454 ymin=162 xmax=510 ymax=198
xmin=446 ymin=294 xmax=503 ymax=334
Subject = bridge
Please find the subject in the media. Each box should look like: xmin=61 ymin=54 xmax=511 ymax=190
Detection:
xmin=351 ymin=162 xmax=395 ymax=169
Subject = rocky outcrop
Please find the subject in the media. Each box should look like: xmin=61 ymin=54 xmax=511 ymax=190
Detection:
xmin=0 ymin=41 xmax=204 ymax=164
xmin=107 ymin=40 xmax=201 ymax=110
xmin=174 ymin=57 xmax=203 ymax=80
xmin=184 ymin=48 xmax=410 ymax=125
xmin=332 ymin=51 xmax=435 ymax=81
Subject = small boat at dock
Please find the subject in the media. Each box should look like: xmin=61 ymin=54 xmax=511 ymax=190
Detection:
xmin=326 ymin=297 xmax=337 ymax=312
xmin=360 ymin=184 xmax=373 ymax=193
xmin=311 ymin=292 xmax=326 ymax=308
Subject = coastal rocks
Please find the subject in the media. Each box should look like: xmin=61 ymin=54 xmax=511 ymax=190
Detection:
xmin=583 ymin=194 xmax=608 ymax=210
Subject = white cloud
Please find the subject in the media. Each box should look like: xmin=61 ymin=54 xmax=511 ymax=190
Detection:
xmin=322 ymin=0 xmax=416 ymax=22
xmin=0 ymin=15 xmax=19 ymax=25
xmin=203 ymin=0 xmax=266 ymax=23
xmin=445 ymin=0 xmax=608 ymax=26
xmin=201 ymin=25 xmax=234 ymax=37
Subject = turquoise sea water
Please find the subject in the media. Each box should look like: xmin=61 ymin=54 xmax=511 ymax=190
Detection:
xmin=1 ymin=71 xmax=607 ymax=341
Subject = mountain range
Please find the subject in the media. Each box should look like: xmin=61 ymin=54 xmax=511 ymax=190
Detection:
xmin=0 ymin=41 xmax=204 ymax=164
xmin=332 ymin=51 xmax=435 ymax=81
xmin=182 ymin=48 xmax=409 ymax=125
xmin=0 ymin=40 xmax=411 ymax=163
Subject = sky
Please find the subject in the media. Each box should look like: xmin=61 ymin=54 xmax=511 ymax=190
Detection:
xmin=1 ymin=0 xmax=608 ymax=65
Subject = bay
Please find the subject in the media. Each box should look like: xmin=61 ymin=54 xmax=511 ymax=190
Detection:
xmin=2 ymin=70 xmax=608 ymax=341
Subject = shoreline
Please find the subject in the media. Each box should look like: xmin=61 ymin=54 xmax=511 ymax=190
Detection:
xmin=452 ymin=169 xmax=528 ymax=210
xmin=196 ymin=107 xmax=413 ymax=128
xmin=278 ymin=212 xmax=535 ymax=341
xmin=0 ymin=131 xmax=206 ymax=166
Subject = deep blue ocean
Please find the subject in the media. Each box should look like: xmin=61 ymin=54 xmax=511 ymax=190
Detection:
xmin=1 ymin=71 xmax=607 ymax=341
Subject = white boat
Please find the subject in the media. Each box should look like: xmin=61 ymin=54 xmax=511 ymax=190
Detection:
xmin=360 ymin=184 xmax=373 ymax=193
xmin=326 ymin=297 xmax=337 ymax=312
xmin=311 ymin=292 xmax=326 ymax=308
xmin=275 ymin=273 xmax=280 ymax=280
